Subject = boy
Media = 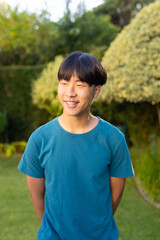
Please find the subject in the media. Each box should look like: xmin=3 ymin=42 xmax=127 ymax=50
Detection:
xmin=18 ymin=51 xmax=134 ymax=240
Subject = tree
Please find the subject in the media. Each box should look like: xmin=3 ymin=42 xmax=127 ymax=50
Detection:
xmin=31 ymin=56 xmax=63 ymax=119
xmin=55 ymin=5 xmax=120 ymax=58
xmin=100 ymin=1 xmax=160 ymax=123
xmin=0 ymin=3 xmax=36 ymax=64
xmin=0 ymin=3 xmax=58 ymax=65
xmin=70 ymin=12 xmax=119 ymax=53
xmin=0 ymin=1 xmax=119 ymax=65
xmin=94 ymin=0 xmax=155 ymax=28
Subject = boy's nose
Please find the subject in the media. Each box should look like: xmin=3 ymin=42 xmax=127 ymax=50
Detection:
xmin=65 ymin=85 xmax=77 ymax=97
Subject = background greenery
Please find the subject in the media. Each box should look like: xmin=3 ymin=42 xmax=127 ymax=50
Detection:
xmin=100 ymin=1 xmax=160 ymax=123
xmin=0 ymin=65 xmax=50 ymax=141
xmin=1 ymin=0 xmax=159 ymax=141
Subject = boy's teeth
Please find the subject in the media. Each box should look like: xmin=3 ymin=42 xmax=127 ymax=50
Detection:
xmin=67 ymin=102 xmax=78 ymax=105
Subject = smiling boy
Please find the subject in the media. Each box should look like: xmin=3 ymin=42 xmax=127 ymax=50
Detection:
xmin=18 ymin=51 xmax=134 ymax=240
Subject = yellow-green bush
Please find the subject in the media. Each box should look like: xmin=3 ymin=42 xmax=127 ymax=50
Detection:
xmin=90 ymin=46 xmax=107 ymax=61
xmin=32 ymin=56 xmax=63 ymax=119
xmin=0 ymin=141 xmax=27 ymax=157
xmin=11 ymin=141 xmax=27 ymax=153
xmin=4 ymin=144 xmax=16 ymax=157
xmin=100 ymin=2 xmax=160 ymax=106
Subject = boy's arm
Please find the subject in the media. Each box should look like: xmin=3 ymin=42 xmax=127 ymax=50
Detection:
xmin=110 ymin=177 xmax=126 ymax=215
xmin=27 ymin=176 xmax=45 ymax=222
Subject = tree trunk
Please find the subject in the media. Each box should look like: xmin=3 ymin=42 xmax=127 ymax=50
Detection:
xmin=156 ymin=103 xmax=160 ymax=124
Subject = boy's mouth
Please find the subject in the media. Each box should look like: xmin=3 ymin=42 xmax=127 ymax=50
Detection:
xmin=65 ymin=101 xmax=79 ymax=108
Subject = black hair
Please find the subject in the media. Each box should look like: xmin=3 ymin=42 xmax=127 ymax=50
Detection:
xmin=58 ymin=51 xmax=107 ymax=86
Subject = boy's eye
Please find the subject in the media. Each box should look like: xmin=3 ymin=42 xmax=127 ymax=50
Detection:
xmin=61 ymin=82 xmax=67 ymax=85
xmin=77 ymin=84 xmax=84 ymax=87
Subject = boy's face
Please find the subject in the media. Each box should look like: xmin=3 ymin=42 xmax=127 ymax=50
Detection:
xmin=58 ymin=74 xmax=101 ymax=118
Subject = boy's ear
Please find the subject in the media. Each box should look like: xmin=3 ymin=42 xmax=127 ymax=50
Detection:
xmin=94 ymin=85 xmax=101 ymax=98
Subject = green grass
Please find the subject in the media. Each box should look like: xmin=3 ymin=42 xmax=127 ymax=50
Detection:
xmin=0 ymin=156 xmax=40 ymax=240
xmin=0 ymin=156 xmax=160 ymax=240
xmin=130 ymin=140 xmax=160 ymax=202
xmin=115 ymin=178 xmax=160 ymax=240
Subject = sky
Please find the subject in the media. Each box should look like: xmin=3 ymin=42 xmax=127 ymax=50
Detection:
xmin=3 ymin=0 xmax=104 ymax=22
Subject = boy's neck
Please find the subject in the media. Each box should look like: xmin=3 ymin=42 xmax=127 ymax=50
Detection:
xmin=58 ymin=113 xmax=99 ymax=134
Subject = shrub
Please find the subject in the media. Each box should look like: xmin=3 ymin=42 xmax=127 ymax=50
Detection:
xmin=32 ymin=56 xmax=63 ymax=119
xmin=89 ymin=46 xmax=107 ymax=61
xmin=0 ymin=65 xmax=45 ymax=141
xmin=4 ymin=144 xmax=16 ymax=157
xmin=11 ymin=141 xmax=27 ymax=153
xmin=100 ymin=1 xmax=160 ymax=123
xmin=0 ymin=141 xmax=27 ymax=156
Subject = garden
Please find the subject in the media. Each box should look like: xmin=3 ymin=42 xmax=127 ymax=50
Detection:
xmin=0 ymin=0 xmax=160 ymax=239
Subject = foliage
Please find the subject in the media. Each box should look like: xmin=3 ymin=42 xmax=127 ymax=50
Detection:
xmin=3 ymin=144 xmax=16 ymax=157
xmin=130 ymin=139 xmax=160 ymax=202
xmin=0 ymin=141 xmax=27 ymax=156
xmin=32 ymin=56 xmax=63 ymax=119
xmin=0 ymin=3 xmax=59 ymax=65
xmin=91 ymin=100 xmax=159 ymax=145
xmin=100 ymin=2 xmax=160 ymax=121
xmin=0 ymin=65 xmax=48 ymax=141
xmin=0 ymin=2 xmax=119 ymax=65
xmin=90 ymin=46 xmax=107 ymax=61
xmin=0 ymin=111 xmax=7 ymax=133
xmin=56 ymin=11 xmax=119 ymax=55
xmin=94 ymin=0 xmax=155 ymax=28
xmin=11 ymin=141 xmax=27 ymax=153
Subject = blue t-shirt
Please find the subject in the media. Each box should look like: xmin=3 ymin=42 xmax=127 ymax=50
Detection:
xmin=18 ymin=116 xmax=134 ymax=240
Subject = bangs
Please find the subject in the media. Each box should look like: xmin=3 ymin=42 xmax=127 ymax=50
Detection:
xmin=58 ymin=51 xmax=107 ymax=86
xmin=58 ymin=54 xmax=80 ymax=82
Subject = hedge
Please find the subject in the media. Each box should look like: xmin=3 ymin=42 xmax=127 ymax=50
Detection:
xmin=0 ymin=65 xmax=49 ymax=141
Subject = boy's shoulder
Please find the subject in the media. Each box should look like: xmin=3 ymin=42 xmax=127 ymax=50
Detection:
xmin=98 ymin=117 xmax=126 ymax=148
xmin=29 ymin=117 xmax=58 ymax=140
xmin=99 ymin=117 xmax=124 ymax=138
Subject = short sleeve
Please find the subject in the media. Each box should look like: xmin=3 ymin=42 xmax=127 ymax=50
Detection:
xmin=110 ymin=135 xmax=134 ymax=178
xmin=17 ymin=134 xmax=44 ymax=178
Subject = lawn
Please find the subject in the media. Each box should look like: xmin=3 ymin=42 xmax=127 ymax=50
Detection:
xmin=0 ymin=156 xmax=160 ymax=240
